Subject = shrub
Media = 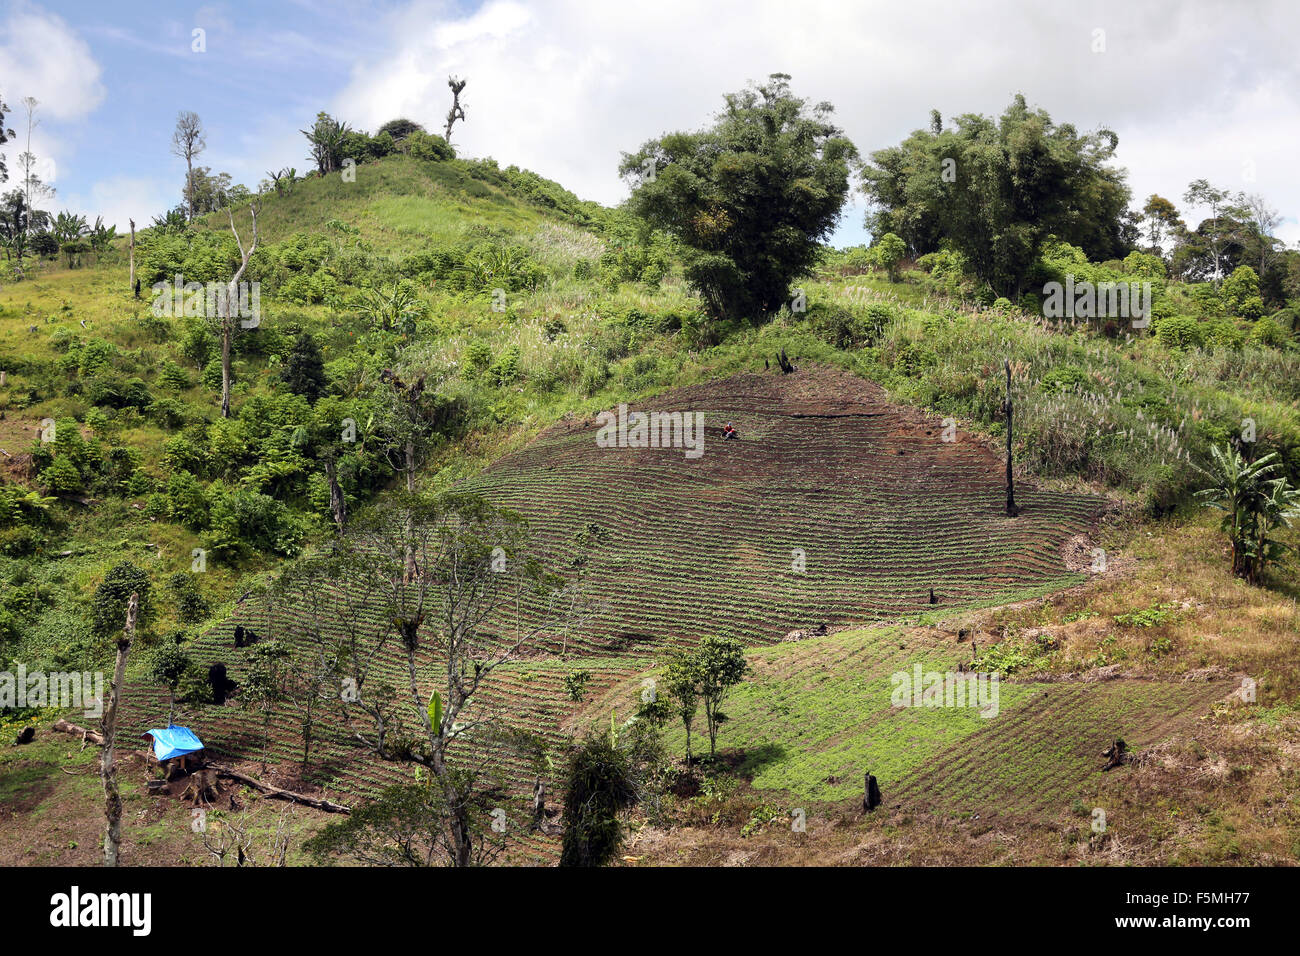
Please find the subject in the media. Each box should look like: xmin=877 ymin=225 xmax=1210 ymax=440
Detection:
xmin=1154 ymin=316 xmax=1203 ymax=351
xmin=1250 ymin=317 xmax=1288 ymax=348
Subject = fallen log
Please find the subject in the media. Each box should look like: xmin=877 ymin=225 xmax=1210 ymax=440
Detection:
xmin=53 ymin=718 xmax=105 ymax=746
xmin=206 ymin=764 xmax=351 ymax=814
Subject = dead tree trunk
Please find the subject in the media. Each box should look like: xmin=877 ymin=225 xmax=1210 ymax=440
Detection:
xmin=1003 ymin=360 xmax=1018 ymax=517
xmin=444 ymin=76 xmax=467 ymax=144
xmin=221 ymin=202 xmax=260 ymax=419
xmin=101 ymin=591 xmax=136 ymax=866
xmin=128 ymin=219 xmax=136 ymax=296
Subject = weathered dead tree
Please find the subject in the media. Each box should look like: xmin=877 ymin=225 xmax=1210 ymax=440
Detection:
xmin=776 ymin=349 xmax=796 ymax=374
xmin=444 ymin=76 xmax=467 ymax=144
xmin=219 ymin=200 xmax=260 ymax=418
xmin=101 ymin=591 xmax=137 ymax=866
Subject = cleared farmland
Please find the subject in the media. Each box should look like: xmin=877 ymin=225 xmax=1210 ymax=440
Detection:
xmin=119 ymin=363 xmax=1115 ymax=838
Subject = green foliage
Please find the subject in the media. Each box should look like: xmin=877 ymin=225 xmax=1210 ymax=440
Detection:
xmin=405 ymin=130 xmax=455 ymax=162
xmin=167 ymin=571 xmax=210 ymax=623
xmin=620 ymin=73 xmax=856 ymax=322
xmin=1114 ymin=602 xmax=1179 ymax=628
xmin=1154 ymin=316 xmax=1204 ymax=351
xmin=872 ymin=232 xmax=907 ymax=282
xmin=1196 ymin=444 xmax=1300 ymax=583
xmin=559 ymin=730 xmax=637 ymax=867
xmin=862 ymin=95 xmax=1131 ymax=296
xmin=91 ymin=561 xmax=153 ymax=637
xmin=280 ymin=333 xmax=329 ymax=403
xmin=564 ymin=669 xmax=592 ymax=703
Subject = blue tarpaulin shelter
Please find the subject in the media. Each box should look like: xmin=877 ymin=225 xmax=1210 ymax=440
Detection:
xmin=142 ymin=726 xmax=205 ymax=762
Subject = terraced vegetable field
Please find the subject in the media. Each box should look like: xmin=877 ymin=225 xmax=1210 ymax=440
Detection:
xmin=118 ymin=363 xmax=1116 ymax=842
xmin=462 ymin=363 xmax=1108 ymax=654
xmin=587 ymin=626 xmax=1235 ymax=817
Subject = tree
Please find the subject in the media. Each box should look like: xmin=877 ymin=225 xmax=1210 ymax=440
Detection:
xmin=873 ymin=231 xmax=906 ymax=282
xmin=376 ymin=363 xmax=461 ymax=492
xmin=664 ymin=651 xmax=701 ymax=765
xmin=1197 ymin=445 xmax=1300 ymax=584
xmin=318 ymin=491 xmax=584 ymax=866
xmin=18 ymin=97 xmax=54 ymax=231
xmin=305 ymin=781 xmax=502 ymax=866
xmin=693 ymin=636 xmax=749 ymax=758
xmin=218 ymin=200 xmax=261 ymax=418
xmin=1181 ymin=180 xmax=1247 ymax=283
xmin=280 ymin=643 xmax=338 ymax=769
xmin=860 ymin=95 xmax=1132 ymax=297
xmin=1239 ymin=192 xmax=1284 ymax=279
xmin=0 ymin=190 xmax=29 ymax=264
xmin=620 ymin=73 xmax=857 ymax=325
xmin=171 ymin=111 xmax=206 ymax=221
xmin=559 ymin=730 xmax=637 ymax=867
xmin=146 ymin=642 xmax=192 ymax=726
xmin=243 ymin=640 xmax=290 ymax=772
xmin=185 ymin=167 xmax=243 ymax=216
xmin=101 ymin=591 xmax=137 ymax=866
xmin=280 ymin=333 xmax=328 ymax=403
xmin=0 ymin=91 xmax=12 ymax=182
xmin=52 ymin=209 xmax=87 ymax=244
xmin=443 ymin=77 xmax=467 ymax=144
xmin=1140 ymin=194 xmax=1182 ymax=258
xmin=302 ymin=112 xmax=351 ymax=175
xmin=88 ymin=217 xmax=117 ymax=261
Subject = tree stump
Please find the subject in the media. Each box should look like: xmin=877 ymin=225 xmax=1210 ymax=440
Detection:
xmin=863 ymin=772 xmax=882 ymax=812
xmin=1101 ymin=738 xmax=1127 ymax=771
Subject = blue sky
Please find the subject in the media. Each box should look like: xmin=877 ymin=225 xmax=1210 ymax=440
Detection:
xmin=4 ymin=0 xmax=1298 ymax=250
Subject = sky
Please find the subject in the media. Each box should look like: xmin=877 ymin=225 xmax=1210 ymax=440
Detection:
xmin=2 ymin=0 xmax=1298 ymax=249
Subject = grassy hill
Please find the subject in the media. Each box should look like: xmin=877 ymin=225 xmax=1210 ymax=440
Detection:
xmin=2 ymin=150 xmax=1299 ymax=866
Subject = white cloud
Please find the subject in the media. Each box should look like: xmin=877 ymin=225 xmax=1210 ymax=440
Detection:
xmin=0 ymin=2 xmax=106 ymax=120
xmin=329 ymin=0 xmax=1300 ymax=245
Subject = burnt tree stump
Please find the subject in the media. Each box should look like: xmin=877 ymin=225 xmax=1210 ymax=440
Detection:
xmin=863 ymin=772 xmax=882 ymax=812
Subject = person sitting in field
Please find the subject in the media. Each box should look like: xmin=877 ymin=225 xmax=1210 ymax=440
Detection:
xmin=723 ymin=421 xmax=739 ymax=440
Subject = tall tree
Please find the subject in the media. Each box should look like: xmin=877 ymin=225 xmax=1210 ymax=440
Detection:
xmin=1140 ymin=194 xmax=1182 ymax=258
xmin=171 ymin=111 xmax=206 ymax=221
xmin=1182 ymin=179 xmax=1240 ymax=283
xmin=620 ymin=73 xmax=857 ymax=326
xmin=280 ymin=332 xmax=328 ymax=403
xmin=18 ymin=97 xmax=54 ymax=230
xmin=559 ymin=730 xmax=636 ymax=867
xmin=861 ymin=95 xmax=1132 ymax=297
xmin=1240 ymin=192 xmax=1283 ymax=278
xmin=0 ymin=91 xmax=13 ymax=183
